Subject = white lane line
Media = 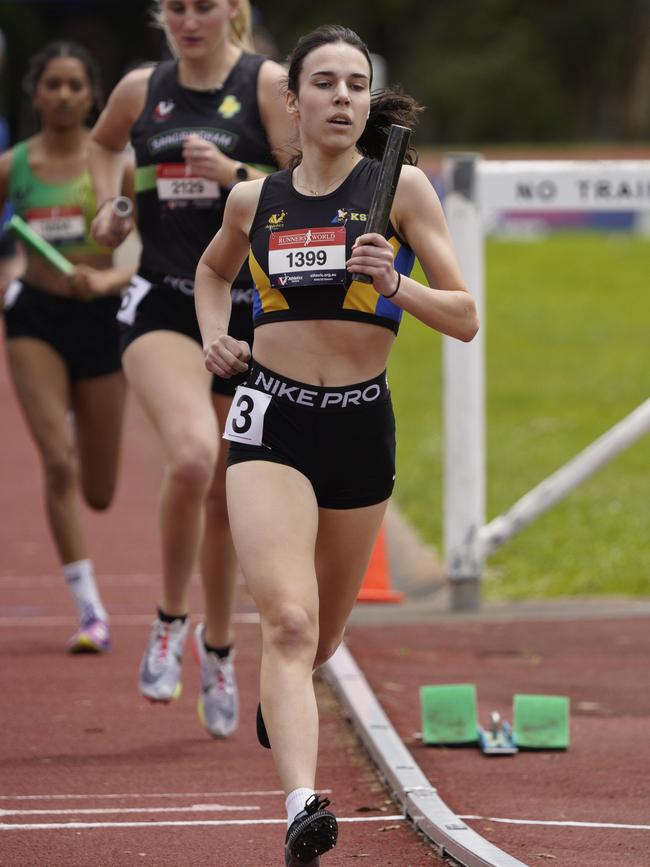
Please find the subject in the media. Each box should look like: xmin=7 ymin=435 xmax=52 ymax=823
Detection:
xmin=5 ymin=805 xmax=643 ymax=832
xmin=1 ymin=815 xmax=405 ymax=831
xmin=324 ymin=645 xmax=528 ymax=867
xmin=0 ymin=612 xmax=260 ymax=627
xmin=0 ymin=805 xmax=260 ymax=817
xmin=461 ymin=815 xmax=650 ymax=832
xmin=0 ymin=790 xmax=299 ymax=802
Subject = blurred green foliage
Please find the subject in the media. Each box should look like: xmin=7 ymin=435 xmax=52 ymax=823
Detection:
xmin=1 ymin=1 xmax=649 ymax=147
xmin=261 ymin=0 xmax=650 ymax=145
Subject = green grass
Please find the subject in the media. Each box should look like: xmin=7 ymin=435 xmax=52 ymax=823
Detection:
xmin=389 ymin=233 xmax=650 ymax=599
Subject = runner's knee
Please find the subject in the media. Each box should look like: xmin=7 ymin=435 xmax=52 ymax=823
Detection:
xmin=265 ymin=604 xmax=317 ymax=658
xmin=168 ymin=440 xmax=216 ymax=496
xmin=43 ymin=448 xmax=78 ymax=498
xmin=81 ymin=481 xmax=115 ymax=511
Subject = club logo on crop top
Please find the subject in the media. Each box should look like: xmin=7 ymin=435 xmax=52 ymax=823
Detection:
xmin=331 ymin=208 xmax=367 ymax=224
xmin=266 ymin=210 xmax=287 ymax=229
xmin=218 ymin=95 xmax=241 ymax=119
xmin=10 ymin=185 xmax=30 ymax=207
xmin=154 ymin=99 xmax=175 ymax=122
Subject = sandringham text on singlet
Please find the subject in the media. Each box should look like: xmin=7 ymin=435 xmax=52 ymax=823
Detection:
xmin=147 ymin=128 xmax=238 ymax=155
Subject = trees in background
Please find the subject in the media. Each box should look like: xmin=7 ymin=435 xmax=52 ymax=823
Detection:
xmin=260 ymin=0 xmax=650 ymax=145
xmin=0 ymin=0 xmax=648 ymax=146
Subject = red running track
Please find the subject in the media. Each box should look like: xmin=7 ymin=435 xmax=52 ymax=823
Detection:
xmin=346 ymin=608 xmax=650 ymax=866
xmin=0 ymin=332 xmax=442 ymax=867
xmin=4 ymin=326 xmax=650 ymax=867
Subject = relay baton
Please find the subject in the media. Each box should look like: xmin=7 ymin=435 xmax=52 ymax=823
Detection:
xmin=5 ymin=215 xmax=74 ymax=275
xmin=108 ymin=196 xmax=133 ymax=236
xmin=350 ymin=123 xmax=411 ymax=284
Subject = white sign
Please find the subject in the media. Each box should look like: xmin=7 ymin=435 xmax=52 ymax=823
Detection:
xmin=478 ymin=161 xmax=650 ymax=212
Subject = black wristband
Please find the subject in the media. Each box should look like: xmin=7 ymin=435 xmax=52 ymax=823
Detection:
xmin=383 ymin=271 xmax=401 ymax=299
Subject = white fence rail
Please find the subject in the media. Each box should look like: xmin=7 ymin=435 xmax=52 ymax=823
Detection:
xmin=443 ymin=155 xmax=650 ymax=611
xmin=480 ymin=398 xmax=650 ymax=558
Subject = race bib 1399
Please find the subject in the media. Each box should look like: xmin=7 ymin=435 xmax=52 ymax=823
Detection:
xmin=268 ymin=226 xmax=346 ymax=288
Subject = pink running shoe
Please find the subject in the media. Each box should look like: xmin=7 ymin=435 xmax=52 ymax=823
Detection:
xmin=66 ymin=618 xmax=111 ymax=654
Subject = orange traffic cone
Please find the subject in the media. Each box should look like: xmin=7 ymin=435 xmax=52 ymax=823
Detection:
xmin=357 ymin=524 xmax=404 ymax=603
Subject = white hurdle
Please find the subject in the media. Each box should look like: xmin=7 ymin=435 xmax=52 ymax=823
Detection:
xmin=443 ymin=155 xmax=650 ymax=611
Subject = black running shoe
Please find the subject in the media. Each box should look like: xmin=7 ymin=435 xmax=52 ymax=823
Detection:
xmin=256 ymin=702 xmax=271 ymax=749
xmin=284 ymin=794 xmax=337 ymax=865
xmin=285 ymin=851 xmax=319 ymax=867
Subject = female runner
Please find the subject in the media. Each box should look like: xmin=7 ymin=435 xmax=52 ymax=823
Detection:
xmin=195 ymin=24 xmax=479 ymax=865
xmin=89 ymin=0 xmax=293 ymax=736
xmin=0 ymin=41 xmax=134 ymax=653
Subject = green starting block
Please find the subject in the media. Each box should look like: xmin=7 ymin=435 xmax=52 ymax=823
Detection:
xmin=420 ymin=684 xmax=570 ymax=755
xmin=513 ymin=693 xmax=570 ymax=750
xmin=420 ymin=683 xmax=478 ymax=745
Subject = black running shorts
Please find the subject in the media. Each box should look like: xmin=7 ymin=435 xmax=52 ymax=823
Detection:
xmin=226 ymin=360 xmax=396 ymax=509
xmin=3 ymin=280 xmax=121 ymax=380
xmin=118 ymin=272 xmax=253 ymax=396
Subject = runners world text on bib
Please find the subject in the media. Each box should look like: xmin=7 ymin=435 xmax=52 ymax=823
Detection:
xmin=268 ymin=227 xmax=346 ymax=288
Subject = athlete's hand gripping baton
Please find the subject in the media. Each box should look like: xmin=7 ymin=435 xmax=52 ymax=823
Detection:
xmin=5 ymin=215 xmax=74 ymax=275
xmin=349 ymin=123 xmax=411 ymax=284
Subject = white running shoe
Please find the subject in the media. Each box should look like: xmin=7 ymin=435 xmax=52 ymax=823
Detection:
xmin=193 ymin=623 xmax=239 ymax=738
xmin=66 ymin=617 xmax=111 ymax=654
xmin=139 ymin=615 xmax=189 ymax=702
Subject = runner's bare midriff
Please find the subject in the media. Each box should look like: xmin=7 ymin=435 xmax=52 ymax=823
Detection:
xmin=254 ymin=319 xmax=395 ymax=386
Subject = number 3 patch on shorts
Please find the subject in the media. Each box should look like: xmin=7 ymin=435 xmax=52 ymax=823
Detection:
xmin=117 ymin=275 xmax=152 ymax=325
xmin=223 ymin=386 xmax=272 ymax=446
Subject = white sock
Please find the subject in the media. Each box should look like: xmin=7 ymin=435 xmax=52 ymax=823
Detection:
xmin=63 ymin=559 xmax=107 ymax=622
xmin=286 ymin=788 xmax=316 ymax=828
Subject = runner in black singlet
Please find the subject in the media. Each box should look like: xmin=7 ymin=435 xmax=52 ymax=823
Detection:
xmin=195 ymin=25 xmax=479 ymax=867
xmin=88 ymin=0 xmax=294 ymax=739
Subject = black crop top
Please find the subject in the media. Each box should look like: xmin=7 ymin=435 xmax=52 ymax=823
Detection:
xmin=248 ymin=158 xmax=415 ymax=334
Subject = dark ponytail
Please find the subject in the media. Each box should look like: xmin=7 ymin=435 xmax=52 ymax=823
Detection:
xmin=358 ymin=87 xmax=423 ymax=165
xmin=286 ymin=24 xmax=423 ymax=166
